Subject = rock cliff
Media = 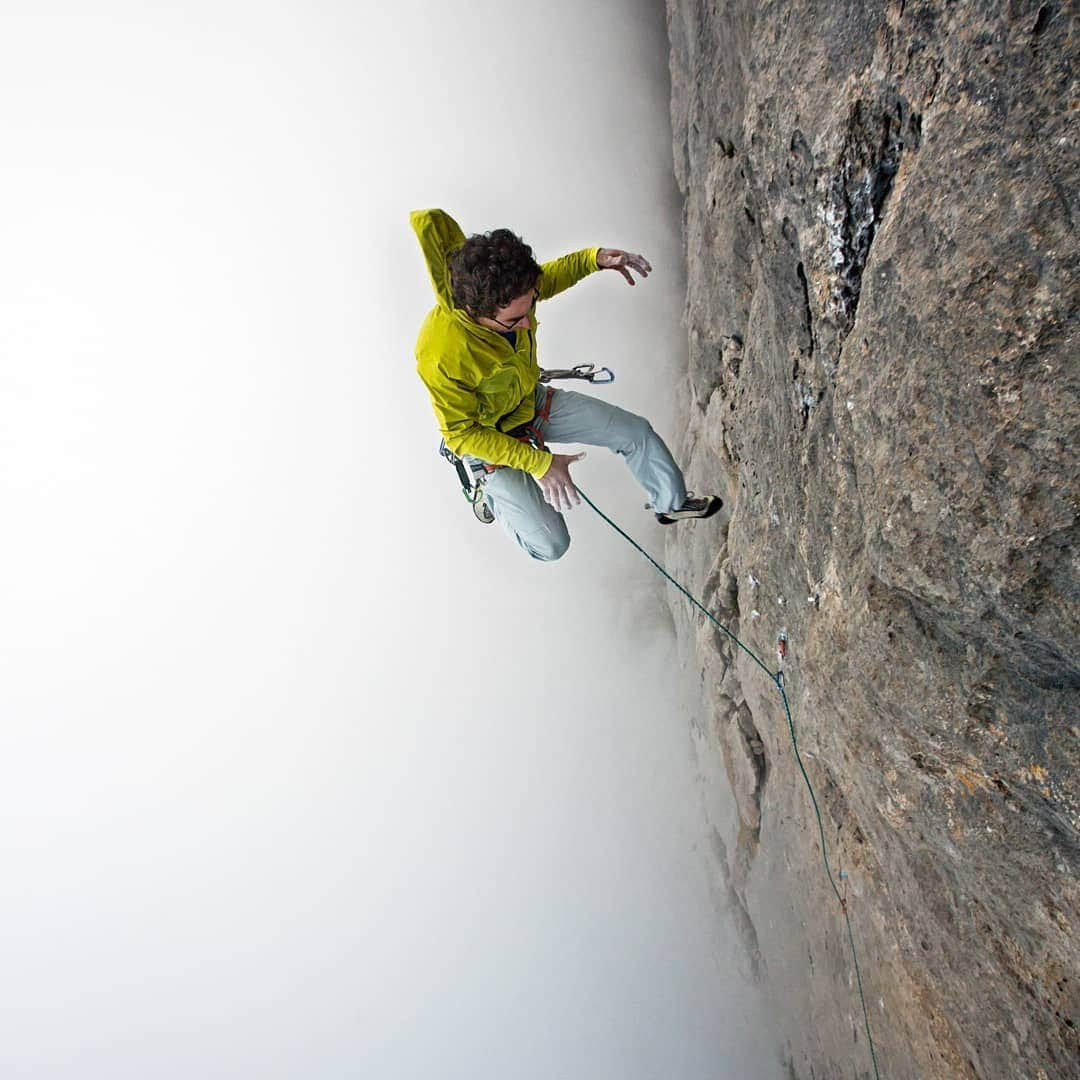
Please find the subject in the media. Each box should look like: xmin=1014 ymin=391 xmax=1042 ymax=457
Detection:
xmin=664 ymin=2 xmax=1078 ymax=1077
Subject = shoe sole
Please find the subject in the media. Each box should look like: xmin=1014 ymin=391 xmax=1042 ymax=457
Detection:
xmin=656 ymin=497 xmax=723 ymax=525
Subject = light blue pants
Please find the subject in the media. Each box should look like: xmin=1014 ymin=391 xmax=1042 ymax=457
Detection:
xmin=470 ymin=385 xmax=687 ymax=561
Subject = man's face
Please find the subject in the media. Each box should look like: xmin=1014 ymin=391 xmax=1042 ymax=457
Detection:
xmin=477 ymin=289 xmax=537 ymax=332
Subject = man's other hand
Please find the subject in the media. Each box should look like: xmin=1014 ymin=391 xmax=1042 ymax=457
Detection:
xmin=597 ymin=248 xmax=652 ymax=285
xmin=538 ymin=452 xmax=585 ymax=512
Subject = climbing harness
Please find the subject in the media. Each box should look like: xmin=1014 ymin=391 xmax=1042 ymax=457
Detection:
xmin=439 ymin=367 xmax=614 ymax=524
xmin=576 ymin=486 xmax=882 ymax=1080
xmin=503 ymin=383 xmax=555 ymax=456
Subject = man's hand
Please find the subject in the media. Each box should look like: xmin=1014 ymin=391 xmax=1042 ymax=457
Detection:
xmin=597 ymin=248 xmax=652 ymax=285
xmin=538 ymin=452 xmax=585 ymax=512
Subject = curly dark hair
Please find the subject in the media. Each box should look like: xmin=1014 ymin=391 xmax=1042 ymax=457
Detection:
xmin=447 ymin=229 xmax=541 ymax=317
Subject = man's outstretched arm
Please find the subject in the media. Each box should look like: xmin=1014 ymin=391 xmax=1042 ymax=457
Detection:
xmin=409 ymin=208 xmax=467 ymax=310
xmin=537 ymin=246 xmax=652 ymax=301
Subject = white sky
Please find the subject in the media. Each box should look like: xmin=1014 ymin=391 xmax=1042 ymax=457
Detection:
xmin=1 ymin=3 xmax=782 ymax=1076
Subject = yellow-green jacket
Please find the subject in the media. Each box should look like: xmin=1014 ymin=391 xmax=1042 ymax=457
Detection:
xmin=411 ymin=208 xmax=600 ymax=478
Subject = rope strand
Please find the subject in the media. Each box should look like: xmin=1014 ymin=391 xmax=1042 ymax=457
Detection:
xmin=578 ymin=486 xmax=881 ymax=1080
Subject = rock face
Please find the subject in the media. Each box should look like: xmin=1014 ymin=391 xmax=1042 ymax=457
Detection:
xmin=665 ymin=2 xmax=1078 ymax=1077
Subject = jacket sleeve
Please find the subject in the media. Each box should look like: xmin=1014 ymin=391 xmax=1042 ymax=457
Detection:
xmin=537 ymin=247 xmax=601 ymax=301
xmin=423 ymin=365 xmax=552 ymax=478
xmin=410 ymin=208 xmax=467 ymax=310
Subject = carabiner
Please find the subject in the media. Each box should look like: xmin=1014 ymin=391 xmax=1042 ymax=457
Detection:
xmin=577 ymin=363 xmax=614 ymax=384
xmin=540 ymin=364 xmax=616 ymax=385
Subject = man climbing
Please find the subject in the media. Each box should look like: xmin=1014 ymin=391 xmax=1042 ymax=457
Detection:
xmin=411 ymin=208 xmax=721 ymax=561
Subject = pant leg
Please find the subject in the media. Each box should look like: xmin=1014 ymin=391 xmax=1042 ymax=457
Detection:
xmin=537 ymin=386 xmax=687 ymax=512
xmin=471 ymin=460 xmax=570 ymax=562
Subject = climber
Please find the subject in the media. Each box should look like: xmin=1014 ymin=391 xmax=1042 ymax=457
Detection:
xmin=411 ymin=207 xmax=722 ymax=561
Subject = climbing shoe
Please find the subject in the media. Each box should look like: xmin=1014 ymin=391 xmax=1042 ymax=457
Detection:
xmin=654 ymin=493 xmax=723 ymax=525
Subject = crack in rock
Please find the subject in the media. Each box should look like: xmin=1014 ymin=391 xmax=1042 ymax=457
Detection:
xmin=822 ymin=97 xmax=919 ymax=356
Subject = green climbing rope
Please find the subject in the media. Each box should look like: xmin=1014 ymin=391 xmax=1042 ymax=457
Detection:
xmin=578 ymin=487 xmax=882 ymax=1080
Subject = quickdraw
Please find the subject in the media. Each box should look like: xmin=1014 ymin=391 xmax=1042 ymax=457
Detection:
xmin=438 ymin=366 xmax=615 ymax=523
xmin=439 ymin=441 xmax=494 ymax=521
xmin=538 ymin=363 xmax=614 ymax=384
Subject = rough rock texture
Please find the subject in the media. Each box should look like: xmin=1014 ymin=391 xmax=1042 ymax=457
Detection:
xmin=665 ymin=2 xmax=1078 ymax=1077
